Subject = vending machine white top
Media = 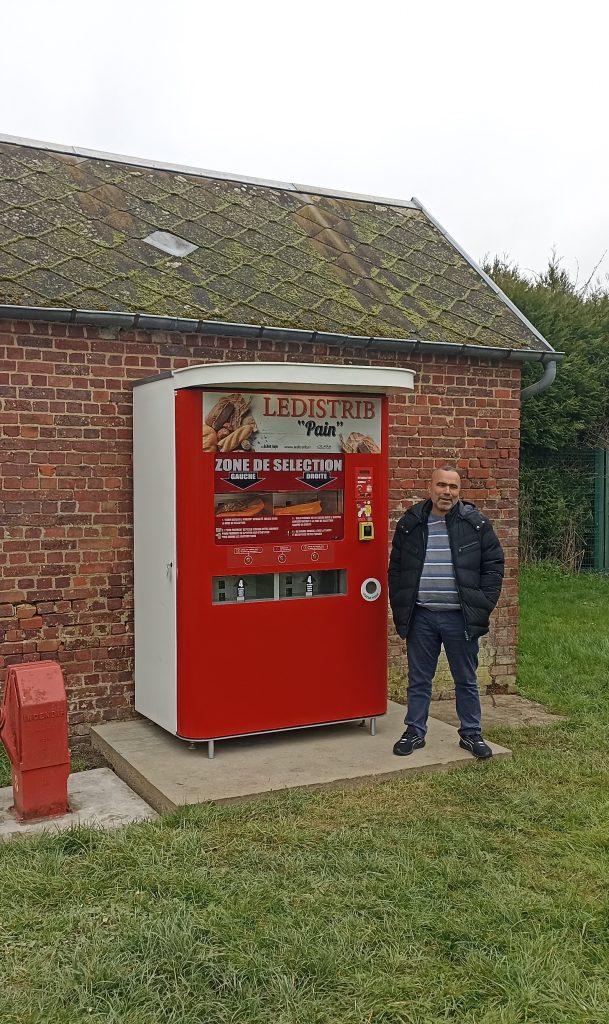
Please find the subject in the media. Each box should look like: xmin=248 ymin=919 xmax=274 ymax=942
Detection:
xmin=133 ymin=361 xmax=415 ymax=394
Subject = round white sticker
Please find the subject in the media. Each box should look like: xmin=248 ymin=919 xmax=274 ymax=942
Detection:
xmin=361 ymin=578 xmax=381 ymax=602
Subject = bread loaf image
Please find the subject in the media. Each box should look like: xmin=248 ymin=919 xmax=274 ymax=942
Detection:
xmin=215 ymin=496 xmax=265 ymax=518
xmin=274 ymin=500 xmax=322 ymax=516
xmin=340 ymin=432 xmax=380 ymax=454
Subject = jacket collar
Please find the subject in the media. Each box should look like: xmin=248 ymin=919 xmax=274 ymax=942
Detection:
xmin=403 ymin=498 xmax=480 ymax=526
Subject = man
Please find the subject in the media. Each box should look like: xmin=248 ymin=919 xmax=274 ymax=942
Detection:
xmin=388 ymin=466 xmax=504 ymax=759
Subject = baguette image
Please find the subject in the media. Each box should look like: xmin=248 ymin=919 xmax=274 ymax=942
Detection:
xmin=215 ymin=497 xmax=265 ymax=518
xmin=274 ymin=500 xmax=322 ymax=516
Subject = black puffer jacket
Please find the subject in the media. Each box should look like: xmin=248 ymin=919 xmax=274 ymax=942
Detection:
xmin=388 ymin=499 xmax=505 ymax=641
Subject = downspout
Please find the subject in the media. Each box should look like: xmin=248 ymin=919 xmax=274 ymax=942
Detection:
xmin=520 ymin=355 xmax=558 ymax=399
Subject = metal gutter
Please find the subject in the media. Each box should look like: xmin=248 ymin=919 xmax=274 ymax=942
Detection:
xmin=0 ymin=304 xmax=564 ymax=379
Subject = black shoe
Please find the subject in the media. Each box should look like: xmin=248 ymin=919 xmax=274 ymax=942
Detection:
xmin=459 ymin=734 xmax=493 ymax=759
xmin=393 ymin=727 xmax=426 ymax=756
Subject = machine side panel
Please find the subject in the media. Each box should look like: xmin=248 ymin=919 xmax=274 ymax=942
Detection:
xmin=133 ymin=379 xmax=177 ymax=732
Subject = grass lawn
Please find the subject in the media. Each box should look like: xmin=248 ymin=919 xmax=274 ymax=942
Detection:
xmin=1 ymin=567 xmax=609 ymax=1023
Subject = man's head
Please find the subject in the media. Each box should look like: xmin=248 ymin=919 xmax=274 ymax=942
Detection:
xmin=429 ymin=465 xmax=461 ymax=516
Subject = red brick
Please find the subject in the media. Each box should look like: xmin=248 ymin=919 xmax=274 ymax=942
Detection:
xmin=20 ymin=616 xmax=44 ymax=629
xmin=16 ymin=604 xmax=37 ymax=619
xmin=37 ymin=640 xmax=61 ymax=653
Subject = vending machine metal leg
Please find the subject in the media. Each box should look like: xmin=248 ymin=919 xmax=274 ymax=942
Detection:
xmin=369 ymin=717 xmax=376 ymax=736
xmin=208 ymin=739 xmax=215 ymax=759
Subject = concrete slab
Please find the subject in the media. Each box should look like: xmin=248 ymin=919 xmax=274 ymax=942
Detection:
xmin=91 ymin=702 xmax=511 ymax=813
xmin=0 ymin=768 xmax=158 ymax=841
xmin=430 ymin=693 xmax=566 ymax=729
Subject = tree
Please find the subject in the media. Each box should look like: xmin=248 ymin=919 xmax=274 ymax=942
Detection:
xmin=487 ymin=256 xmax=609 ymax=449
xmin=487 ymin=256 xmax=609 ymax=565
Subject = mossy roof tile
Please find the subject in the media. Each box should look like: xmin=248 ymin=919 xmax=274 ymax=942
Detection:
xmin=39 ymin=227 xmax=99 ymax=258
xmin=184 ymin=182 xmax=234 ymax=214
xmin=156 ymin=192 xmax=201 ymax=221
xmin=57 ymin=258 xmax=114 ymax=290
xmin=26 ymin=199 xmax=79 ymax=230
xmin=127 ymin=265 xmax=187 ymax=295
xmin=207 ymin=235 xmax=264 ymax=266
xmin=0 ymin=209 xmax=54 ymax=244
xmin=2 ymin=281 xmax=45 ymax=304
xmin=278 ymin=244 xmax=332 ymax=274
xmin=119 ymin=173 xmax=174 ymax=203
xmin=84 ymin=247 xmax=142 ymax=276
xmin=237 ymin=228 xmax=285 ymax=257
xmin=443 ymin=264 xmax=481 ymax=290
xmin=364 ymin=233 xmax=410 ymax=262
xmin=270 ymin=281 xmax=325 ymax=311
xmin=0 ymin=179 xmax=41 ymax=208
xmin=68 ymin=287 xmax=122 ymax=309
xmin=59 ymin=163 xmax=113 ymax=194
xmin=371 ymin=302 xmax=421 ymax=334
xmin=22 ymin=171 xmax=79 ymax=202
xmin=245 ymin=291 xmax=304 ymax=322
xmin=81 ymin=160 xmax=131 ymax=186
xmin=450 ymin=299 xmax=497 ymax=328
xmin=17 ymin=267 xmax=77 ymax=300
xmin=466 ymin=288 xmax=511 ymax=316
xmin=7 ymin=236 xmax=68 ymax=268
xmin=250 ymin=254 xmax=303 ymax=284
xmin=0 ymin=251 xmax=30 ymax=277
xmin=231 ymin=263 xmax=276 ymax=293
xmin=191 ymin=210 xmax=246 ymax=240
xmin=102 ymin=276 xmax=173 ymax=310
xmin=415 ymin=283 xmax=456 ymax=311
xmin=427 ymin=274 xmax=471 ymax=301
xmin=0 ymin=140 xmax=548 ymax=350
xmin=172 ymin=262 xmax=204 ymax=287
xmin=187 ymin=246 xmax=241 ymax=278
xmin=205 ymin=274 xmax=259 ymax=304
xmin=115 ymin=193 xmax=179 ymax=232
xmin=117 ymin=237 xmax=170 ymax=267
xmin=315 ymin=298 xmax=369 ymax=330
xmin=0 ymin=151 xmax=31 ymax=179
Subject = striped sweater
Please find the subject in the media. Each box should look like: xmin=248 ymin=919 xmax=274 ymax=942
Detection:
xmin=416 ymin=513 xmax=460 ymax=611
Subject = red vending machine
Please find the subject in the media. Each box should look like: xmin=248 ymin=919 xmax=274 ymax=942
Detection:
xmin=133 ymin=363 xmax=414 ymax=756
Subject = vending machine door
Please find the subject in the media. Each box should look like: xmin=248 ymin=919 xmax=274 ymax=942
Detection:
xmin=175 ymin=387 xmax=388 ymax=741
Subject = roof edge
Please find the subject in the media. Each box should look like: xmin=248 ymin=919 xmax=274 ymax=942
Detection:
xmin=411 ymin=196 xmax=556 ymax=353
xmin=0 ymin=132 xmax=418 ymax=209
xmin=0 ymin=304 xmax=564 ymax=365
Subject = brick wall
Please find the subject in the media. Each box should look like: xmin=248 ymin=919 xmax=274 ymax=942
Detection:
xmin=0 ymin=319 xmax=521 ymax=739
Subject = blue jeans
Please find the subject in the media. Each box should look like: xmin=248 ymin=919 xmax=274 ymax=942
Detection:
xmin=405 ymin=606 xmax=482 ymax=738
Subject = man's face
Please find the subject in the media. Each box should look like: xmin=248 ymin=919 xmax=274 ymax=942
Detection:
xmin=429 ymin=470 xmax=461 ymax=515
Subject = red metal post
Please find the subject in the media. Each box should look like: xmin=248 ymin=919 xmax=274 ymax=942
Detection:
xmin=0 ymin=661 xmax=70 ymax=821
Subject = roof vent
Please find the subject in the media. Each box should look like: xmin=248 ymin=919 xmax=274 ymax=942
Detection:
xmin=143 ymin=230 xmax=198 ymax=257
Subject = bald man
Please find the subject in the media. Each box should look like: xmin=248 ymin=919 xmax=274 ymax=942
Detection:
xmin=388 ymin=466 xmax=504 ymax=759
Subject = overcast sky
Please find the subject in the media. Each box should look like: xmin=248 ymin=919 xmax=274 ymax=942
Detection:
xmin=2 ymin=0 xmax=607 ymax=286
